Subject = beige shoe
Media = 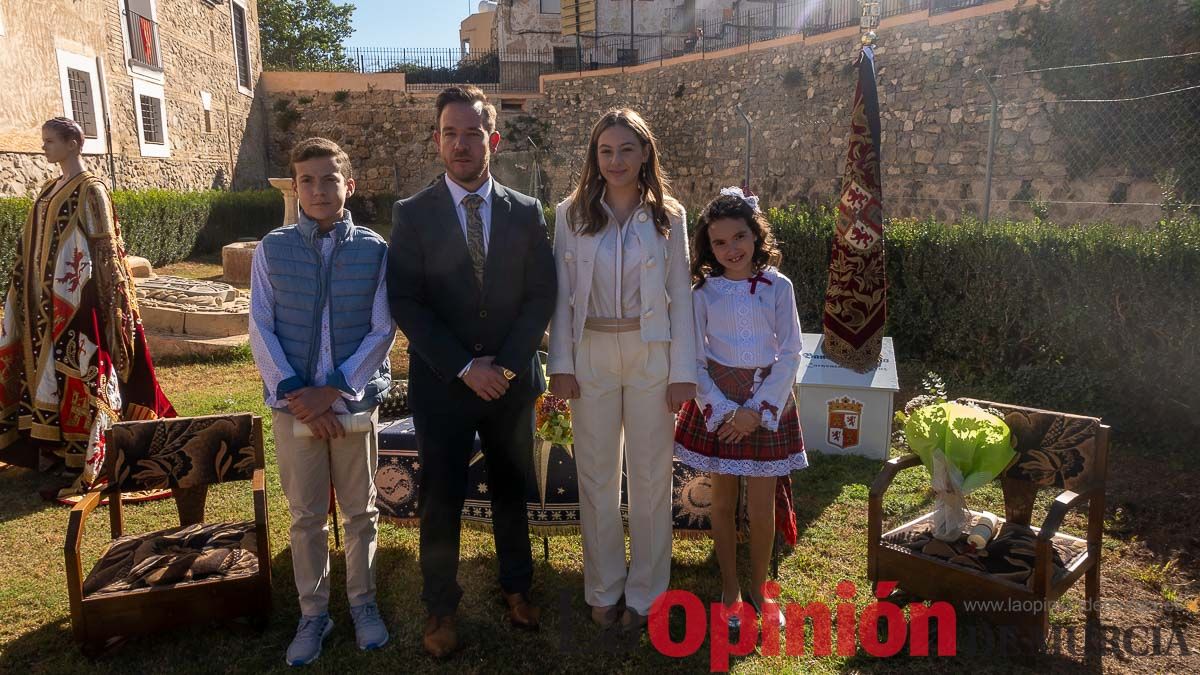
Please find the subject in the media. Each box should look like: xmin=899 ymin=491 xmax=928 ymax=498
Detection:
xmin=590 ymin=604 xmax=621 ymax=627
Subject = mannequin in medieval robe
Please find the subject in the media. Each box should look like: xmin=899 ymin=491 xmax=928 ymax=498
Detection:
xmin=0 ymin=117 xmax=176 ymax=500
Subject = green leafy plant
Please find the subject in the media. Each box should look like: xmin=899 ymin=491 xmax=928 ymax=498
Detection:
xmin=1028 ymin=197 xmax=1050 ymax=224
xmin=905 ymin=403 xmax=1015 ymax=496
xmin=0 ymin=189 xmax=281 ymax=282
xmin=260 ymin=0 xmax=356 ymax=72
xmin=904 ymin=401 xmax=1015 ymax=540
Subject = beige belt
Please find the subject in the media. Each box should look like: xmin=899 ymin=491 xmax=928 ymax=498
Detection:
xmin=584 ymin=317 xmax=641 ymax=333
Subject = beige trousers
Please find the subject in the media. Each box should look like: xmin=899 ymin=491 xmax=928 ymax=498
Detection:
xmin=570 ymin=328 xmax=674 ymax=615
xmin=273 ymin=409 xmax=380 ymax=617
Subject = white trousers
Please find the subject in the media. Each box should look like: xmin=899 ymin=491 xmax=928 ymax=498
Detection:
xmin=570 ymin=328 xmax=674 ymax=615
xmin=273 ymin=409 xmax=380 ymax=617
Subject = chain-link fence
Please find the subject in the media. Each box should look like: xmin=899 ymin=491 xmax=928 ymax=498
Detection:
xmin=970 ymin=52 xmax=1200 ymax=224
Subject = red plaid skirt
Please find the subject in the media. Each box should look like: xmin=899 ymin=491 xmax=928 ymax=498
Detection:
xmin=673 ymin=360 xmax=806 ymax=545
xmin=675 ymin=361 xmax=806 ymax=468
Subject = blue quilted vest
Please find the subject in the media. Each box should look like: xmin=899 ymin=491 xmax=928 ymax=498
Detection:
xmin=259 ymin=210 xmax=390 ymax=412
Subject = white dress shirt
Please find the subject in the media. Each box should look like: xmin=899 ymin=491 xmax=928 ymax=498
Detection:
xmin=445 ymin=173 xmax=496 ymax=378
xmin=445 ymin=173 xmax=494 ymax=255
xmin=588 ymin=200 xmax=645 ymax=320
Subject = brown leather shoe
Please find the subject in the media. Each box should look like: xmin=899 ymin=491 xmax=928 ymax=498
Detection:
xmin=422 ymin=614 xmax=457 ymax=658
xmin=502 ymin=591 xmax=541 ymax=630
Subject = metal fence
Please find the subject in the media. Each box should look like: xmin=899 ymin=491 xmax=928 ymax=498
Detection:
xmin=272 ymin=0 xmax=1011 ymax=91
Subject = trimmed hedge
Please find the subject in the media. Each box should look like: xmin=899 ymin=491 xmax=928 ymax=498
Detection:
xmin=769 ymin=206 xmax=1200 ymax=448
xmin=0 ymin=189 xmax=281 ymax=281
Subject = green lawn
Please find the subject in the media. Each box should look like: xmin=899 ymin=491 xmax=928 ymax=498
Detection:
xmin=0 ymin=263 xmax=1195 ymax=673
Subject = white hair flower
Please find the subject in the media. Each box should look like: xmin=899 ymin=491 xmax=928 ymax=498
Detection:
xmin=718 ymin=186 xmax=761 ymax=213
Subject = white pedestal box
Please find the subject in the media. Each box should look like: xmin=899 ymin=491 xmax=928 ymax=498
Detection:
xmin=794 ymin=333 xmax=899 ymax=460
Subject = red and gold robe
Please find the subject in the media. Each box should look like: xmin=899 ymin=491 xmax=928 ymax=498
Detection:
xmin=0 ymin=171 xmax=174 ymax=495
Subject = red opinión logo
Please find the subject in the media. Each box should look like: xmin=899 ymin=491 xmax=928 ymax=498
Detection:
xmin=647 ymin=580 xmax=958 ymax=671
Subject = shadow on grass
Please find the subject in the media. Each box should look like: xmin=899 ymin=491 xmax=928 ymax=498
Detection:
xmin=0 ymin=464 xmax=63 ymax=523
xmin=791 ymin=450 xmax=886 ymax=541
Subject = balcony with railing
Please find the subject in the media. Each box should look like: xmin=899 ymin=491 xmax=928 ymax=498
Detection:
xmin=127 ymin=8 xmax=162 ymax=70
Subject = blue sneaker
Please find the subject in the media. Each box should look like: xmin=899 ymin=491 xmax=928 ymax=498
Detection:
xmin=285 ymin=613 xmax=333 ymax=666
xmin=350 ymin=601 xmax=389 ymax=651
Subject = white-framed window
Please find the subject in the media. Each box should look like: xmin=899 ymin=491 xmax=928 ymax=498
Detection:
xmin=200 ymin=90 xmax=213 ymax=133
xmin=54 ymin=49 xmax=107 ymax=155
xmin=541 ymin=0 xmax=562 ymax=13
xmin=231 ymin=0 xmax=253 ymax=95
xmin=117 ymin=0 xmax=165 ymax=84
xmin=132 ymin=79 xmax=170 ymax=157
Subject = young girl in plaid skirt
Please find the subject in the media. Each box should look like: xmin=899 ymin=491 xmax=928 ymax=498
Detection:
xmin=674 ymin=188 xmax=808 ymax=630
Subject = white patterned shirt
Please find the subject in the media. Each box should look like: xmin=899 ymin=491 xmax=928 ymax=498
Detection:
xmin=692 ymin=267 xmax=802 ymax=431
xmin=248 ymin=210 xmax=396 ymax=413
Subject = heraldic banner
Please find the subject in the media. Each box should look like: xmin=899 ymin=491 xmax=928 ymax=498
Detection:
xmin=823 ymin=44 xmax=887 ymax=373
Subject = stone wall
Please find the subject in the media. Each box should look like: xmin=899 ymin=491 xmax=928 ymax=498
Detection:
xmin=0 ymin=0 xmax=268 ymax=196
xmin=524 ymin=2 xmax=1160 ymax=223
xmin=261 ymin=72 xmax=547 ymax=208
xmin=260 ymin=0 xmax=1174 ymax=224
xmin=261 ymin=75 xmax=439 ymax=200
xmin=496 ymin=0 xmax=573 ymax=53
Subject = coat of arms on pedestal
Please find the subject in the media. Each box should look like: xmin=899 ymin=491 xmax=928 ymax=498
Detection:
xmin=827 ymin=396 xmax=864 ymax=449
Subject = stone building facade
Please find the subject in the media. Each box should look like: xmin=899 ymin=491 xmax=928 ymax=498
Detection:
xmin=0 ymin=0 xmax=269 ymax=196
xmin=460 ymin=2 xmax=497 ymax=53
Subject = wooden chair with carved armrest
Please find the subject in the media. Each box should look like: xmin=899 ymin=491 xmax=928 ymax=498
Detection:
xmin=867 ymin=399 xmax=1110 ymax=654
xmin=64 ymin=413 xmax=271 ymax=654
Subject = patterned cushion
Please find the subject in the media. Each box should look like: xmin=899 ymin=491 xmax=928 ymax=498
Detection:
xmin=882 ymin=514 xmax=1087 ymax=589
xmin=377 ymin=381 xmax=410 ymax=421
xmin=106 ymin=414 xmax=257 ymax=492
xmin=1002 ymin=410 xmax=1100 ymax=490
xmin=956 ymin=400 xmax=1102 ymax=492
xmin=82 ymin=521 xmax=259 ymax=597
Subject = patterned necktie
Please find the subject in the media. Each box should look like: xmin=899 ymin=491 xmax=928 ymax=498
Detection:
xmin=462 ymin=193 xmax=486 ymax=286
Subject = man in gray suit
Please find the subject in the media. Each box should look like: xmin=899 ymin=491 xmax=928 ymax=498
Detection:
xmin=387 ymin=86 xmax=556 ymax=658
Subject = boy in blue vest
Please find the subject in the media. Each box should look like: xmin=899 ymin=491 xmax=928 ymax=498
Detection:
xmin=249 ymin=137 xmax=396 ymax=666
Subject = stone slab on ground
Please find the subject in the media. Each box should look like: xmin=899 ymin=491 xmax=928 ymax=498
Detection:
xmin=145 ymin=331 xmax=250 ymax=360
xmin=135 ymin=275 xmax=249 ymax=337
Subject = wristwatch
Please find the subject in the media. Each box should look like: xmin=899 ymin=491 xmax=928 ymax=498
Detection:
xmin=501 ymin=367 xmax=517 ymax=381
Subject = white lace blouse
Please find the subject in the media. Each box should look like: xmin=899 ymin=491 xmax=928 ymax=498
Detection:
xmin=693 ymin=267 xmax=803 ymax=432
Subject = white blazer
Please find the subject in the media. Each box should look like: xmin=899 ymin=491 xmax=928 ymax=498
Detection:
xmin=547 ymin=195 xmax=697 ymax=384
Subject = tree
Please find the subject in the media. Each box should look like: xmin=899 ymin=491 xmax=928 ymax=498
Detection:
xmin=260 ymin=0 xmax=357 ymax=71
